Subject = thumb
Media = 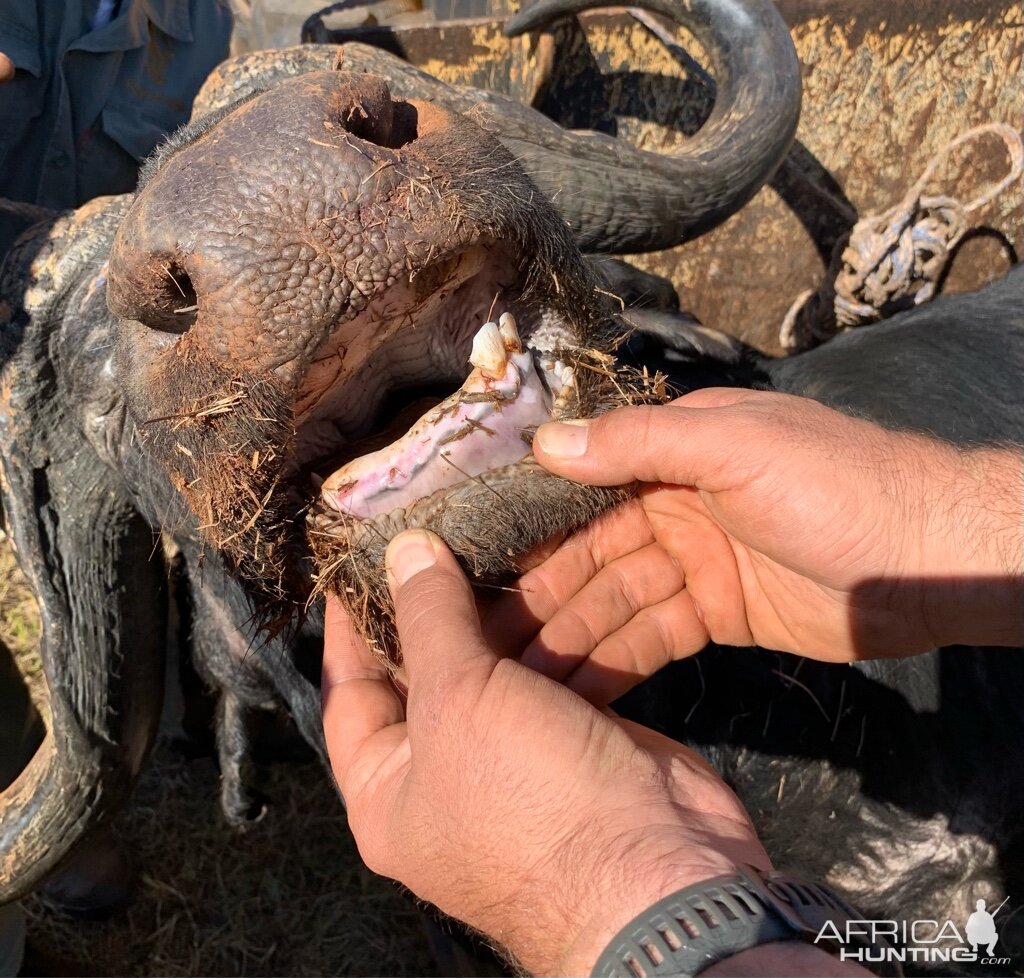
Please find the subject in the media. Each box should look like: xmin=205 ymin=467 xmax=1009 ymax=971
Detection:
xmin=533 ymin=402 xmax=747 ymax=489
xmin=385 ymin=529 xmax=495 ymax=699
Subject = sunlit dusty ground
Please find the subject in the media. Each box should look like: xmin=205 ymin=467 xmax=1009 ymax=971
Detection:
xmin=1 ymin=536 xmax=436 ymax=976
xmin=0 ymin=534 xmax=43 ymax=711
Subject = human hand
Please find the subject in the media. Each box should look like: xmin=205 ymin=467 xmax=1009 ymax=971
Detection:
xmin=486 ymin=389 xmax=1023 ymax=704
xmin=0 ymin=54 xmax=14 ymax=83
xmin=322 ymin=529 xmax=770 ymax=976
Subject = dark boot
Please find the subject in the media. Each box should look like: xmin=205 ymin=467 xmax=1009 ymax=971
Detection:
xmin=39 ymin=827 xmax=135 ymax=920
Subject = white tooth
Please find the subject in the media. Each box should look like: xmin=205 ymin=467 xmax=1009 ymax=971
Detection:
xmin=498 ymin=311 xmax=522 ymax=353
xmin=469 ymin=321 xmax=507 ymax=378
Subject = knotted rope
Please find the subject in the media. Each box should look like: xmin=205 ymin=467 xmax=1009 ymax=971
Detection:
xmin=780 ymin=123 xmax=1024 ymax=352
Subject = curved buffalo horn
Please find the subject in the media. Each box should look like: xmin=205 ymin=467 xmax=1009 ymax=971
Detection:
xmin=503 ymin=0 xmax=802 ymax=253
xmin=0 ymin=498 xmax=166 ymax=901
xmin=0 ymin=271 xmax=168 ymax=899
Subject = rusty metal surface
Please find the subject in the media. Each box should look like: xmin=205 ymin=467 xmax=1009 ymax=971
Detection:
xmin=324 ymin=1 xmax=1024 ymax=353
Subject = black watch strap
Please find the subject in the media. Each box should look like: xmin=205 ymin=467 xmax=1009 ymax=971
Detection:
xmin=591 ymin=865 xmax=900 ymax=977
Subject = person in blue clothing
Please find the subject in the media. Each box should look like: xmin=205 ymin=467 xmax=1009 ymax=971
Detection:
xmin=0 ymin=0 xmax=232 ymax=258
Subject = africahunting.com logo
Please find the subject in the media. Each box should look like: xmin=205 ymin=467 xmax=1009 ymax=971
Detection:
xmin=815 ymin=896 xmax=1012 ymax=967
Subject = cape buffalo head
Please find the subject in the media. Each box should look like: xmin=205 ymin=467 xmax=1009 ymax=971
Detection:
xmin=107 ymin=70 xmax=633 ymax=652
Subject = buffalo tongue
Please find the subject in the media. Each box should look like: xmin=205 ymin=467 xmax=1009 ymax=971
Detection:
xmin=320 ymin=314 xmax=571 ymax=520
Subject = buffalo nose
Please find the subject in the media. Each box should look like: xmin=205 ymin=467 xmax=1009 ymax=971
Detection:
xmin=106 ymin=71 xmax=423 ymax=370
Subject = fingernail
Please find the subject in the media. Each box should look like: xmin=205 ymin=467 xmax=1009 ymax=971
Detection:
xmin=385 ymin=529 xmax=439 ymax=587
xmin=535 ymin=419 xmax=591 ymax=459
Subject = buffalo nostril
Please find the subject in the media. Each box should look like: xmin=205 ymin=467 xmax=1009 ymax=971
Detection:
xmin=331 ymin=85 xmax=419 ymax=150
xmin=142 ymin=262 xmax=198 ymax=334
xmin=387 ymin=102 xmax=419 ymax=149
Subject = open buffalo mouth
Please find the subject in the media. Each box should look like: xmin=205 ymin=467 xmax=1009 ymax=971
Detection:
xmin=294 ymin=242 xmax=581 ymax=529
xmin=288 ymin=237 xmax=631 ymax=659
xmin=109 ymin=229 xmax=604 ymax=645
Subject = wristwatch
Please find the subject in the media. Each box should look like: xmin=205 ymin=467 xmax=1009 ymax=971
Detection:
xmin=591 ymin=864 xmax=900 ymax=977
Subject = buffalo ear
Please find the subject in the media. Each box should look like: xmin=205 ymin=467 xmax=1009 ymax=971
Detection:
xmin=623 ymin=307 xmax=746 ymax=365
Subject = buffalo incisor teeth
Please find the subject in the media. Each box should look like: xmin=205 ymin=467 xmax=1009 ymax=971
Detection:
xmin=498 ymin=312 xmax=522 ymax=353
xmin=469 ymin=320 xmax=507 ymax=378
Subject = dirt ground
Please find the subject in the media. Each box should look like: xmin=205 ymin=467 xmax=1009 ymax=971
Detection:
xmin=1 ymin=537 xmax=438 ymax=977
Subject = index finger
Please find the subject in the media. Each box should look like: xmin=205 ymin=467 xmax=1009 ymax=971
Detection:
xmin=321 ymin=595 xmax=406 ymax=797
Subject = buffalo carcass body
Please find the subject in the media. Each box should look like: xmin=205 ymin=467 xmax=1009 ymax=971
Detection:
xmin=0 ymin=1 xmax=1022 ymax=967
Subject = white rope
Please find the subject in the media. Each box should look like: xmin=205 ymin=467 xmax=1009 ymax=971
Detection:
xmin=780 ymin=123 xmax=1024 ymax=352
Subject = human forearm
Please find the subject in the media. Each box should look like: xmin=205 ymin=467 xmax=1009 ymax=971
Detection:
xmin=543 ymin=844 xmax=749 ymax=976
xmin=915 ymin=443 xmax=1024 ymax=647
xmin=557 ymin=863 xmax=880 ymax=978
xmin=561 ymin=920 xmax=871 ymax=978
